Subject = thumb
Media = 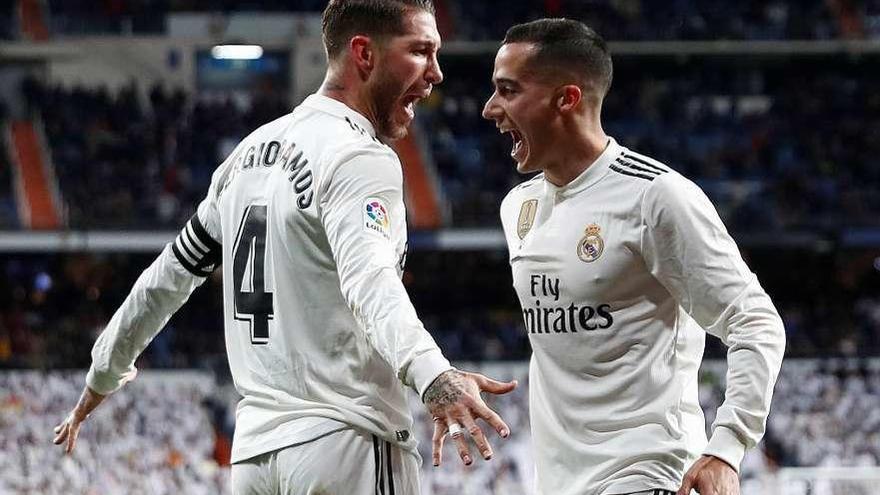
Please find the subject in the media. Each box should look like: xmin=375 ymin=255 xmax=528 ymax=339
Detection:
xmin=676 ymin=475 xmax=695 ymax=495
xmin=473 ymin=374 xmax=518 ymax=395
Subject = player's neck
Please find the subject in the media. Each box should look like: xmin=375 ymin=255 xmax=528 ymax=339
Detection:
xmin=543 ymin=124 xmax=608 ymax=187
xmin=318 ymin=74 xmax=379 ymax=130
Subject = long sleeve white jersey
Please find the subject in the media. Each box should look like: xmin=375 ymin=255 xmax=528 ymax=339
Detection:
xmin=499 ymin=138 xmax=785 ymax=495
xmin=86 ymin=94 xmax=452 ymax=463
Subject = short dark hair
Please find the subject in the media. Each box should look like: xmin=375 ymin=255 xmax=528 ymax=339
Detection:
xmin=322 ymin=0 xmax=435 ymax=59
xmin=503 ymin=18 xmax=613 ymax=95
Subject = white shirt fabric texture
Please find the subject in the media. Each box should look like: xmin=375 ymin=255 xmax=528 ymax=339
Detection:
xmin=86 ymin=94 xmax=453 ymax=463
xmin=499 ymin=138 xmax=786 ymax=495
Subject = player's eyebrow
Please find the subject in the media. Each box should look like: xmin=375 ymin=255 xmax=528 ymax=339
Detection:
xmin=409 ymin=37 xmax=440 ymax=51
xmin=493 ymin=77 xmax=519 ymax=88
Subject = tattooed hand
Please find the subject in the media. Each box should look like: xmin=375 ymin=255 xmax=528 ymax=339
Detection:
xmin=423 ymin=369 xmax=517 ymax=467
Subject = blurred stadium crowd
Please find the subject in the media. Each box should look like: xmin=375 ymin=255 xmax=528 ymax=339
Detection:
xmin=4 ymin=361 xmax=880 ymax=494
xmin=2 ymin=0 xmax=878 ymax=40
xmin=17 ymin=78 xmax=289 ymax=229
xmin=2 ymin=1 xmax=880 ymax=493
xmin=5 ymin=52 xmax=879 ymax=231
xmin=0 ymin=371 xmax=227 ymax=494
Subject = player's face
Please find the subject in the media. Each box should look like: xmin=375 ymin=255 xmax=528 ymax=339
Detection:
xmin=482 ymin=42 xmax=558 ymax=174
xmin=368 ymin=9 xmax=443 ymax=140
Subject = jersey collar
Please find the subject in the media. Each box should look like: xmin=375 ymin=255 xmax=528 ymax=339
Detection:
xmin=544 ymin=137 xmax=620 ymax=197
xmin=301 ymin=93 xmax=378 ymax=139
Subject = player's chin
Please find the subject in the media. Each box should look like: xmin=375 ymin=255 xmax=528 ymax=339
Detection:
xmin=514 ymin=150 xmax=537 ymax=174
xmin=384 ymin=122 xmax=409 ymax=141
xmin=387 ymin=113 xmax=413 ymax=140
xmin=516 ymin=161 xmax=537 ymax=174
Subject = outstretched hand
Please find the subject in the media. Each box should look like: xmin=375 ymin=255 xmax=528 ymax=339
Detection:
xmin=677 ymin=455 xmax=740 ymax=495
xmin=423 ymin=369 xmax=517 ymax=467
xmin=53 ymin=386 xmax=107 ymax=454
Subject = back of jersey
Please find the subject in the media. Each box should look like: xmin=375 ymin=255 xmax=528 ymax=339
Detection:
xmin=209 ymin=95 xmax=425 ymax=463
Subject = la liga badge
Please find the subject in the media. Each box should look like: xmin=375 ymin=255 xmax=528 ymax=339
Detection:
xmin=364 ymin=197 xmax=391 ymax=239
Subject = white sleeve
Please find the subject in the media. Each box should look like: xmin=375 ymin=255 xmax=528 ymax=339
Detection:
xmin=319 ymin=145 xmax=452 ymax=399
xmin=86 ymin=184 xmax=223 ymax=395
xmin=640 ymin=173 xmax=786 ymax=471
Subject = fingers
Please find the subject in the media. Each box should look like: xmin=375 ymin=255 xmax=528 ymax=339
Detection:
xmin=472 ymin=373 xmax=518 ymax=395
xmin=65 ymin=422 xmax=80 ymax=454
xmin=472 ymin=401 xmax=510 ymax=439
xmin=676 ymin=464 xmax=700 ymax=495
xmin=460 ymin=415 xmax=493 ymax=461
xmin=53 ymin=421 xmax=69 ymax=446
xmin=431 ymin=418 xmax=446 ymax=467
xmin=53 ymin=414 xmax=81 ymax=454
xmin=426 ymin=372 xmax=516 ymax=467
xmin=447 ymin=417 xmax=472 ymax=466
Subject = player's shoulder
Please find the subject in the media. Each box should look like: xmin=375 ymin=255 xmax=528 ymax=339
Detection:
xmin=294 ymin=96 xmax=396 ymax=164
xmin=605 ymin=146 xmax=679 ymax=188
xmin=332 ymin=117 xmax=396 ymax=163
xmin=609 ymin=145 xmax=705 ymax=199
xmin=613 ymin=147 xmax=714 ymax=221
xmin=240 ymin=112 xmax=297 ymax=145
xmin=501 ymin=173 xmax=544 ymax=210
xmin=207 ymin=112 xmax=297 ymax=190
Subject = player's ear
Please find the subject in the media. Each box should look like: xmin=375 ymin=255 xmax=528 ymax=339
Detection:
xmin=556 ymin=84 xmax=582 ymax=112
xmin=350 ymin=35 xmax=375 ymax=78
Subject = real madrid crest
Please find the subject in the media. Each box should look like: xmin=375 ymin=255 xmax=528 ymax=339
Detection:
xmin=517 ymin=199 xmax=538 ymax=239
xmin=577 ymin=223 xmax=604 ymax=263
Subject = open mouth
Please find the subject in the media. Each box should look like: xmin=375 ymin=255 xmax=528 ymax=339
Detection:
xmin=401 ymin=94 xmax=424 ymax=120
xmin=503 ymin=128 xmax=526 ymax=161
xmin=509 ymin=129 xmax=524 ymax=157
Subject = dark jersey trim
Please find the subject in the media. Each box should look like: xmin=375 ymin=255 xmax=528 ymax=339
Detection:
xmin=177 ymin=232 xmax=203 ymax=261
xmin=610 ymin=163 xmax=656 ymax=181
xmin=171 ymin=243 xmax=211 ymax=277
xmin=189 ymin=213 xmax=221 ymax=252
xmin=615 ymin=157 xmax=664 ymax=177
xmin=385 ymin=440 xmax=395 ymax=495
xmin=623 ymin=152 xmax=670 ymax=174
xmin=373 ymin=435 xmax=382 ymax=495
xmin=172 ymin=214 xmax=221 ymax=277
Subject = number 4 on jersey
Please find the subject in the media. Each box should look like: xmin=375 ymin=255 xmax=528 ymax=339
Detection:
xmin=232 ymin=205 xmax=274 ymax=344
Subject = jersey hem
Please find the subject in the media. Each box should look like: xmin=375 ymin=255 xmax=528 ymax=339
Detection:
xmin=231 ymin=419 xmax=349 ymax=464
xmin=598 ymin=477 xmax=680 ymax=495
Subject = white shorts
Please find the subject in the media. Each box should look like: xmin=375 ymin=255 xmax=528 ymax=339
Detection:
xmin=231 ymin=428 xmax=420 ymax=495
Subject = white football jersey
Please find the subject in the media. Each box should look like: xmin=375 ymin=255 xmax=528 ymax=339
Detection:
xmin=87 ymin=94 xmax=452 ymax=463
xmin=499 ymin=138 xmax=785 ymax=495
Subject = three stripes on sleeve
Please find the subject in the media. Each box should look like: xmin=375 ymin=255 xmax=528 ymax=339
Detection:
xmin=610 ymin=152 xmax=670 ymax=181
xmin=172 ymin=214 xmax=222 ymax=277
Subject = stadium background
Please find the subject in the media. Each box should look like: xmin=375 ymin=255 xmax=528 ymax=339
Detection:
xmin=1 ymin=1 xmax=880 ymax=493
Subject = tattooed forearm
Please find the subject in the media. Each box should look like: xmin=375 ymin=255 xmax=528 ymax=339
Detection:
xmin=424 ymin=370 xmax=467 ymax=410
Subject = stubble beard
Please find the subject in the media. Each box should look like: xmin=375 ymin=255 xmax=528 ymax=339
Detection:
xmin=370 ymin=72 xmax=408 ymax=141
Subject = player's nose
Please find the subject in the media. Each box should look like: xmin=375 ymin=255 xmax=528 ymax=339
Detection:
xmin=425 ymin=55 xmax=443 ymax=85
xmin=482 ymin=93 xmax=500 ymax=121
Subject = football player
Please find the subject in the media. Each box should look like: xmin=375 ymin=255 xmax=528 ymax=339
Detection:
xmin=54 ymin=1 xmax=516 ymax=493
xmin=484 ymin=18 xmax=785 ymax=495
